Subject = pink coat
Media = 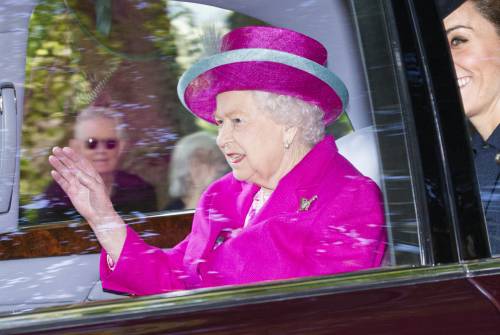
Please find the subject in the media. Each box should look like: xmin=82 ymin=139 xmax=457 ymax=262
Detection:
xmin=100 ymin=136 xmax=386 ymax=295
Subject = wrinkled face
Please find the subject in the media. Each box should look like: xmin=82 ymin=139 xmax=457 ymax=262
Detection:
xmin=444 ymin=1 xmax=500 ymax=119
xmin=71 ymin=117 xmax=124 ymax=175
xmin=215 ymin=91 xmax=289 ymax=188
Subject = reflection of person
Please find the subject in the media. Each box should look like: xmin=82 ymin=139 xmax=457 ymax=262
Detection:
xmin=439 ymin=0 xmax=500 ymax=254
xmin=49 ymin=26 xmax=386 ymax=295
xmin=166 ymin=131 xmax=230 ymax=210
xmin=40 ymin=106 xmax=157 ymax=222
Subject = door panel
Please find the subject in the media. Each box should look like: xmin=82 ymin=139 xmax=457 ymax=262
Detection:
xmin=0 ymin=254 xmax=99 ymax=314
xmin=4 ymin=276 xmax=500 ymax=334
xmin=0 ymin=213 xmax=192 ymax=312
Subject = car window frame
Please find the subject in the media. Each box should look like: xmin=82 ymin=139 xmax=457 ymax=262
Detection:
xmin=0 ymin=0 xmax=495 ymax=325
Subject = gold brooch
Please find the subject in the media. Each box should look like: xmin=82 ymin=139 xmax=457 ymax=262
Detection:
xmin=300 ymin=195 xmax=318 ymax=211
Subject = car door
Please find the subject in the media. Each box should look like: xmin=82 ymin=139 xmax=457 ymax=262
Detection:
xmin=0 ymin=0 xmax=499 ymax=334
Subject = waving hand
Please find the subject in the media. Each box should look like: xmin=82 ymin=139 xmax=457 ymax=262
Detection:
xmin=49 ymin=147 xmax=126 ymax=260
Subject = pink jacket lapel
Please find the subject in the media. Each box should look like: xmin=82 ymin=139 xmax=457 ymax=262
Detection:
xmin=248 ymin=136 xmax=337 ymax=225
xmin=194 ymin=178 xmax=258 ymax=264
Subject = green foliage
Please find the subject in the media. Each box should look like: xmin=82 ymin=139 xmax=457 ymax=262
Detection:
xmin=328 ymin=111 xmax=354 ymax=139
xmin=22 ymin=0 xmax=86 ymax=197
xmin=226 ymin=12 xmax=268 ymax=29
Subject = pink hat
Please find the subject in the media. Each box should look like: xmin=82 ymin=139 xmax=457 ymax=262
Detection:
xmin=177 ymin=26 xmax=348 ymax=125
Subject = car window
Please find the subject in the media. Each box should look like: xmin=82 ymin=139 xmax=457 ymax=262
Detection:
xmin=1 ymin=0 xmax=431 ymax=315
xmin=20 ymin=0 xmax=223 ymax=224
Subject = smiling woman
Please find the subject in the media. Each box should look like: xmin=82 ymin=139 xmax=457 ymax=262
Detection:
xmin=441 ymin=0 xmax=500 ymax=254
xmin=443 ymin=0 xmax=500 ymax=135
xmin=214 ymin=91 xmax=316 ymax=191
xmin=49 ymin=25 xmax=387 ymax=295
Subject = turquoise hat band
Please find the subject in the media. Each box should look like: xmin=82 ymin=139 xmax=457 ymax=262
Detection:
xmin=177 ymin=48 xmax=349 ymax=115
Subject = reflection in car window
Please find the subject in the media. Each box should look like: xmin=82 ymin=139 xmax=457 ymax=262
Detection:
xmin=166 ymin=131 xmax=230 ymax=210
xmin=38 ymin=106 xmax=158 ymax=222
xmin=20 ymin=0 xmax=237 ymax=223
xmin=3 ymin=0 xmax=428 ymax=314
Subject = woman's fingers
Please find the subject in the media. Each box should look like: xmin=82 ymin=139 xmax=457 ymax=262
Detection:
xmin=51 ymin=147 xmax=102 ymax=187
xmin=48 ymin=154 xmax=74 ymax=184
xmin=62 ymin=146 xmax=90 ymax=169
xmin=49 ymin=146 xmax=117 ymax=226
xmin=49 ymin=156 xmax=86 ymax=194
xmin=74 ymin=167 xmax=103 ymax=190
xmin=52 ymin=147 xmax=78 ymax=172
xmin=49 ymin=146 xmax=106 ymax=193
xmin=50 ymin=170 xmax=70 ymax=193
xmin=61 ymin=147 xmax=103 ymax=183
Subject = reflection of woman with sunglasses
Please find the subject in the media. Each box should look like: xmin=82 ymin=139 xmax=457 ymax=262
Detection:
xmin=38 ymin=106 xmax=157 ymax=223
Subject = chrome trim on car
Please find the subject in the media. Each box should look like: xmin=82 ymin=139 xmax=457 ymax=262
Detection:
xmin=17 ymin=210 xmax=196 ymax=231
xmin=463 ymin=257 xmax=500 ymax=276
xmin=0 ymin=264 xmax=466 ymax=332
xmin=131 ymin=209 xmax=196 ymax=219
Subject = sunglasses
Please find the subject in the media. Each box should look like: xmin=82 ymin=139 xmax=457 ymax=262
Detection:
xmin=84 ymin=138 xmax=119 ymax=150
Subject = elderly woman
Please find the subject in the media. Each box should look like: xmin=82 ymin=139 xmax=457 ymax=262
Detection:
xmin=49 ymin=26 xmax=386 ymax=296
xmin=439 ymin=0 xmax=500 ymax=254
xmin=166 ymin=131 xmax=229 ymax=210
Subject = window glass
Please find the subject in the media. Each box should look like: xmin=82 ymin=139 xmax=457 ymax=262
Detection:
xmin=2 ymin=0 xmax=427 ymax=315
xmin=20 ymin=0 xmax=241 ymax=224
xmin=351 ymin=0 xmax=421 ymax=265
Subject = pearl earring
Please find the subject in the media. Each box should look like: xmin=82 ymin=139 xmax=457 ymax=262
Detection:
xmin=284 ymin=142 xmax=290 ymax=149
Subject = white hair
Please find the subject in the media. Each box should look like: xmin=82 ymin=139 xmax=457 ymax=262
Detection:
xmin=169 ymin=131 xmax=229 ymax=198
xmin=74 ymin=106 xmax=127 ymax=139
xmin=251 ymin=91 xmax=325 ymax=146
